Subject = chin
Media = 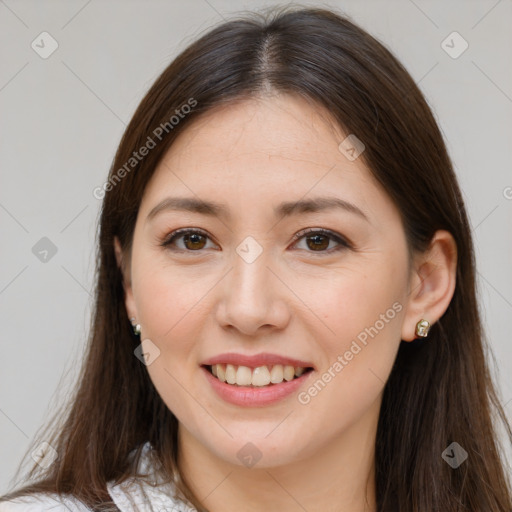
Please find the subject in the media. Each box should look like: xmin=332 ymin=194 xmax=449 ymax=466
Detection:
xmin=206 ymin=433 xmax=306 ymax=469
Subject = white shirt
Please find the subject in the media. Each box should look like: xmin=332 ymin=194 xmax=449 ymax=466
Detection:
xmin=0 ymin=442 xmax=197 ymax=512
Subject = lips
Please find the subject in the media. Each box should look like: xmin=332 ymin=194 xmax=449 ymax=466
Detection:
xmin=200 ymin=352 xmax=315 ymax=370
xmin=200 ymin=352 xmax=316 ymax=406
xmin=201 ymin=364 xmax=314 ymax=407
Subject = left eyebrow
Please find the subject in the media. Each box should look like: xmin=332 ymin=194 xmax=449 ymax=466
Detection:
xmin=276 ymin=197 xmax=370 ymax=223
xmin=146 ymin=195 xmax=370 ymax=224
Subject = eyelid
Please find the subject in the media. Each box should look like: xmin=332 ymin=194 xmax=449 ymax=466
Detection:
xmin=290 ymin=227 xmax=352 ymax=250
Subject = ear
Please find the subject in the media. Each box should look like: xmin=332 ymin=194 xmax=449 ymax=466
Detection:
xmin=401 ymin=230 xmax=457 ymax=341
xmin=114 ymin=236 xmax=138 ymax=322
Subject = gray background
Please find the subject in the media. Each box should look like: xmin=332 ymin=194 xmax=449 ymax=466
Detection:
xmin=1 ymin=0 xmax=511 ymax=492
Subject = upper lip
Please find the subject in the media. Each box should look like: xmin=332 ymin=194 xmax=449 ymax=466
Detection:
xmin=201 ymin=352 xmax=315 ymax=370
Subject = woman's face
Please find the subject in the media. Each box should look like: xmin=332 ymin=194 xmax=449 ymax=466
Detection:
xmin=121 ymin=93 xmax=415 ymax=468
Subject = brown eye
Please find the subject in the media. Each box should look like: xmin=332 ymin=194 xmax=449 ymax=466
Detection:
xmin=162 ymin=229 xmax=214 ymax=252
xmin=182 ymin=232 xmax=207 ymax=250
xmin=305 ymin=233 xmax=330 ymax=251
xmin=161 ymin=227 xmax=351 ymax=255
xmin=291 ymin=228 xmax=351 ymax=254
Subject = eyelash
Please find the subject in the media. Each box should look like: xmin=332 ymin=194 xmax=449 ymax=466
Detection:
xmin=160 ymin=227 xmax=352 ymax=255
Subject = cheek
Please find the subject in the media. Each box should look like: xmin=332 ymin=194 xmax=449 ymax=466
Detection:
xmin=299 ymin=254 xmax=406 ymax=385
xmin=300 ymin=281 xmax=403 ymax=436
xmin=133 ymin=261 xmax=206 ymax=421
xmin=132 ymin=254 xmax=209 ymax=341
xmin=144 ymin=358 xmax=199 ymax=437
xmin=305 ymin=264 xmax=404 ymax=341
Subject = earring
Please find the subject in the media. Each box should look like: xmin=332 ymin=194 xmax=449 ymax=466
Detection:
xmin=415 ymin=319 xmax=431 ymax=338
xmin=130 ymin=317 xmax=141 ymax=337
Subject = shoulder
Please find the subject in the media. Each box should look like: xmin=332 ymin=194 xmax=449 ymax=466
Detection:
xmin=0 ymin=493 xmax=92 ymax=512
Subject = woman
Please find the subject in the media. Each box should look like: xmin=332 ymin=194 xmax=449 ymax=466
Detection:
xmin=1 ymin=6 xmax=511 ymax=512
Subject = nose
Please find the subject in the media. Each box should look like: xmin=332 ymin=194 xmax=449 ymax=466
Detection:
xmin=215 ymin=249 xmax=290 ymax=336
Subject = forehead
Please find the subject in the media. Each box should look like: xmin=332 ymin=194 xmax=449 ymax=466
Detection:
xmin=163 ymin=94 xmax=354 ymax=171
xmin=140 ymin=94 xmax=396 ymax=228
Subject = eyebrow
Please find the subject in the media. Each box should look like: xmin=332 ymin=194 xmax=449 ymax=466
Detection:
xmin=146 ymin=196 xmax=370 ymax=223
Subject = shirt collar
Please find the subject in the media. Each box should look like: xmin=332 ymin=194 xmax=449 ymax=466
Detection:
xmin=106 ymin=441 xmax=197 ymax=512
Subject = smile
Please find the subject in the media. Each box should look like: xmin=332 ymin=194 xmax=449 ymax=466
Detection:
xmin=205 ymin=364 xmax=314 ymax=387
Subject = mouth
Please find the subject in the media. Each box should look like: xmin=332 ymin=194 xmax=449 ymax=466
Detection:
xmin=202 ymin=363 xmax=314 ymax=387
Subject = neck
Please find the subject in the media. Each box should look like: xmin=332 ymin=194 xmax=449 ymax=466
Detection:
xmin=177 ymin=397 xmax=380 ymax=512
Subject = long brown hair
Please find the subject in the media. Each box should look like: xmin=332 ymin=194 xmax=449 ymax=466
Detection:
xmin=2 ymin=6 xmax=511 ymax=512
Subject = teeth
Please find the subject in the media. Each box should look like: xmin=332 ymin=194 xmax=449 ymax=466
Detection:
xmin=283 ymin=365 xmax=295 ymax=381
xmin=252 ymin=366 xmax=271 ymax=386
xmin=236 ymin=365 xmax=253 ymax=386
xmin=209 ymin=364 xmax=309 ymax=386
xmin=217 ymin=364 xmax=226 ymax=382
xmin=225 ymin=364 xmax=237 ymax=384
xmin=270 ymin=364 xmax=284 ymax=383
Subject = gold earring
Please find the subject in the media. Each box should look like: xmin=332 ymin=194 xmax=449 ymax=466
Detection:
xmin=415 ymin=319 xmax=431 ymax=338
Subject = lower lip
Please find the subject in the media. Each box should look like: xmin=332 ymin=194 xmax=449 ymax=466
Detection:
xmin=201 ymin=366 xmax=314 ymax=407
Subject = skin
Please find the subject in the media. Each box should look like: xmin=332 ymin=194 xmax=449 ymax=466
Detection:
xmin=114 ymin=92 xmax=457 ymax=512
